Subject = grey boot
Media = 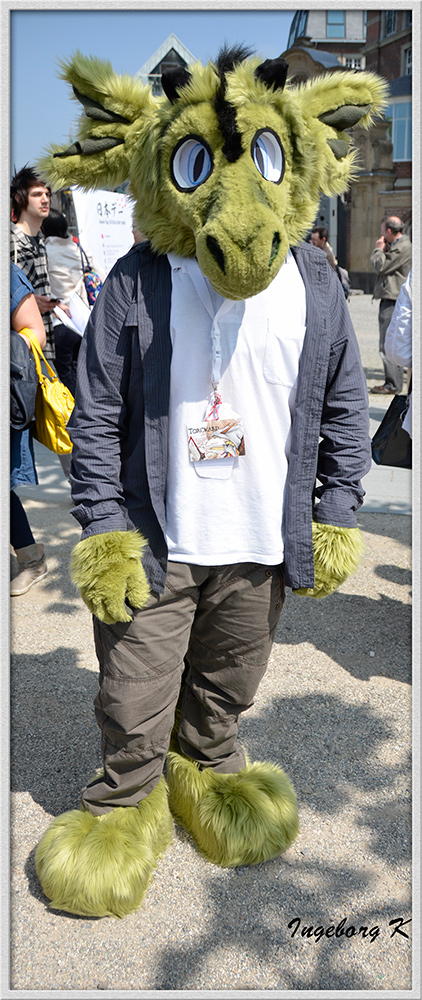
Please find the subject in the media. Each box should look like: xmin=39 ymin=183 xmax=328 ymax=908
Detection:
xmin=10 ymin=543 xmax=48 ymax=597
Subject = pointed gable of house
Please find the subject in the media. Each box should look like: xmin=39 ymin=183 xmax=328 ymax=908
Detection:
xmin=136 ymin=34 xmax=197 ymax=95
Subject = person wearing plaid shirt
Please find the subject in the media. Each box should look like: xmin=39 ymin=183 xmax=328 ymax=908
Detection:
xmin=10 ymin=166 xmax=60 ymax=361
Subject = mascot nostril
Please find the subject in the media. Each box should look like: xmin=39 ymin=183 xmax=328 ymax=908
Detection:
xmin=35 ymin=43 xmax=389 ymax=919
xmin=206 ymin=234 xmax=226 ymax=274
xmin=270 ymin=232 xmax=281 ymax=267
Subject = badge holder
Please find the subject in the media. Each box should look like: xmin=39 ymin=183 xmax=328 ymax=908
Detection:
xmin=182 ymin=263 xmax=246 ymax=478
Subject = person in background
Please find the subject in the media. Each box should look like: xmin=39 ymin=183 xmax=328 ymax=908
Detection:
xmin=370 ymin=216 xmax=412 ymax=395
xmin=42 ymin=208 xmax=94 ymax=397
xmin=385 ymin=269 xmax=412 ymax=438
xmin=310 ymin=225 xmax=351 ymax=299
xmin=310 ymin=225 xmax=337 ymax=271
xmin=10 ymin=166 xmax=68 ymax=363
xmin=10 ymin=262 xmax=48 ymax=596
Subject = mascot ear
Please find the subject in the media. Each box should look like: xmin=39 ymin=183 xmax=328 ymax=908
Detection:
xmin=161 ymin=65 xmax=192 ymax=103
xmin=284 ymin=70 xmax=389 ymax=212
xmin=255 ymin=58 xmax=288 ymax=92
xmin=37 ymin=51 xmax=157 ymax=191
xmin=298 ymin=70 xmax=389 ymax=162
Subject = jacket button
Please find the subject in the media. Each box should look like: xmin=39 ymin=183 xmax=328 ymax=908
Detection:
xmin=266 ymin=570 xmax=271 ymax=577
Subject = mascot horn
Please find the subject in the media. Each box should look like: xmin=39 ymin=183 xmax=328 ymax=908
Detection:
xmin=35 ymin=46 xmax=387 ymax=918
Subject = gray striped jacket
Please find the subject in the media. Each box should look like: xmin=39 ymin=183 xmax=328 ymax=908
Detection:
xmin=68 ymin=241 xmax=371 ymax=592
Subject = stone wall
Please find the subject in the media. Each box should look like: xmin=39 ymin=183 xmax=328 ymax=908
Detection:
xmin=348 ymin=121 xmax=411 ymax=292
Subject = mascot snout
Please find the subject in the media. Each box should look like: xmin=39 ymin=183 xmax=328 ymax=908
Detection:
xmin=196 ymin=219 xmax=286 ymax=299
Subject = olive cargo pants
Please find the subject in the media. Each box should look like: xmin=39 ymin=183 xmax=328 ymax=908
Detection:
xmin=82 ymin=560 xmax=285 ymax=814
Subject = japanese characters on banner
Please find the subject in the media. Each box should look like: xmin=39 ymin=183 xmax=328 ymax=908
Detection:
xmin=71 ymin=187 xmax=135 ymax=276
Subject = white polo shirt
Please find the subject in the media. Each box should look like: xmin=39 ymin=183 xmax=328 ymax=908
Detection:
xmin=165 ymin=251 xmax=306 ymax=565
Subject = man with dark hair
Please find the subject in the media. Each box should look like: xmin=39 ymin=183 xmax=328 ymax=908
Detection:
xmin=370 ymin=216 xmax=412 ymax=394
xmin=310 ymin=225 xmax=337 ymax=271
xmin=10 ymin=166 xmax=62 ymax=360
xmin=310 ymin=225 xmax=351 ymax=299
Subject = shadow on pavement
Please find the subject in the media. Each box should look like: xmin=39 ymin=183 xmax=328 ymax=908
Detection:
xmin=274 ymin=584 xmax=411 ymax=684
xmin=12 ymin=647 xmax=411 ymax=946
xmin=151 ymin=884 xmax=410 ymax=991
xmin=368 ymin=404 xmax=394 ymax=422
xmin=357 ymin=509 xmax=412 ymax=542
xmin=10 ymin=503 xmax=412 ymax=989
xmin=149 ymin=687 xmax=411 ymax=991
xmin=11 ymin=648 xmax=100 ymax=817
xmin=363 ymin=365 xmax=384 ymax=381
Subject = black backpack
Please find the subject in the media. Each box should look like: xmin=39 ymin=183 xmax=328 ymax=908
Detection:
xmin=10 ymin=329 xmax=38 ymax=431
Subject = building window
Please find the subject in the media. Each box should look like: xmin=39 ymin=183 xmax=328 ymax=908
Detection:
xmin=404 ymin=46 xmax=412 ymax=75
xmin=148 ymin=74 xmax=163 ymax=96
xmin=287 ymin=10 xmax=308 ymax=48
xmin=326 ymin=10 xmax=345 ymax=38
xmin=384 ymin=102 xmax=412 ymax=161
xmin=402 ymin=11 xmax=412 ymax=29
xmin=345 ymin=57 xmax=362 ymax=69
xmin=382 ymin=11 xmax=397 ymax=37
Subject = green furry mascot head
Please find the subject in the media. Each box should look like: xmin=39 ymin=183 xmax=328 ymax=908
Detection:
xmin=40 ymin=45 xmax=387 ymax=300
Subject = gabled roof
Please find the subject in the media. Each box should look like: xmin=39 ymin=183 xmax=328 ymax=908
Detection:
xmin=136 ymin=33 xmax=197 ymax=81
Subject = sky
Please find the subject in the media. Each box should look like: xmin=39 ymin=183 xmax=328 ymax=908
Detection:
xmin=9 ymin=6 xmax=296 ymax=172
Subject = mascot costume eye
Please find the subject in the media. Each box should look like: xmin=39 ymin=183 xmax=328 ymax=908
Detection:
xmin=35 ymin=46 xmax=387 ymax=918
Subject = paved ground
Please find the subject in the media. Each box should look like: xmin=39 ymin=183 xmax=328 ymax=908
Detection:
xmin=5 ymin=294 xmax=416 ymax=997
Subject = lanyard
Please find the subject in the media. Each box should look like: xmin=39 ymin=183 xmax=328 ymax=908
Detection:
xmin=175 ymin=258 xmax=242 ymax=478
xmin=185 ymin=259 xmax=235 ymax=395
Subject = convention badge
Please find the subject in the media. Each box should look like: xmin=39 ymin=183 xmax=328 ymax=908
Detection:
xmin=187 ymin=395 xmax=245 ymax=463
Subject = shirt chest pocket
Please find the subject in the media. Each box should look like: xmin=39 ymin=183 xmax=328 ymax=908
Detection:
xmin=263 ymin=323 xmax=305 ymax=387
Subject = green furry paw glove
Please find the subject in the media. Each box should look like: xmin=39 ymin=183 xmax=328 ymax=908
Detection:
xmin=70 ymin=529 xmax=150 ymax=623
xmin=293 ymin=522 xmax=364 ymax=599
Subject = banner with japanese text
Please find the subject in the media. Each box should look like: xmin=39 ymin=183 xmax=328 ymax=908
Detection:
xmin=71 ymin=187 xmax=135 ymax=276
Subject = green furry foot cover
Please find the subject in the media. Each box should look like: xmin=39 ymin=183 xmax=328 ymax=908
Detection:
xmin=70 ymin=529 xmax=150 ymax=623
xmin=294 ymin=522 xmax=364 ymax=598
xmin=35 ymin=776 xmax=173 ymax=918
xmin=167 ymin=753 xmax=299 ymax=867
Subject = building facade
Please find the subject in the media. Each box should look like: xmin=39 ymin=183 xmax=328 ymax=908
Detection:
xmin=362 ymin=10 xmax=412 ymax=194
xmin=281 ymin=8 xmax=412 ymax=291
xmin=286 ymin=8 xmax=367 ymax=80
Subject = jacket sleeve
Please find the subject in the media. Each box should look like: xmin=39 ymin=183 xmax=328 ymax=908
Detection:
xmin=313 ymin=276 xmax=372 ymax=527
xmin=370 ymin=247 xmax=389 ymax=274
xmin=10 ymin=262 xmax=34 ymax=315
xmin=370 ymin=242 xmax=412 ymax=277
xmin=68 ymin=255 xmax=138 ymax=538
xmin=385 ymin=272 xmax=412 ymax=368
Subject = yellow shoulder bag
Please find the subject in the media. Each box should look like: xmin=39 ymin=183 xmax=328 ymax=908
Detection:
xmin=20 ymin=328 xmax=74 ymax=455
